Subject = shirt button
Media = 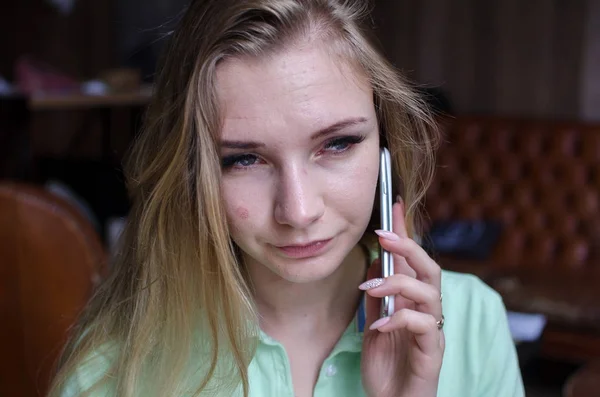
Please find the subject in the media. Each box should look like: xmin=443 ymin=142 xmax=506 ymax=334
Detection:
xmin=325 ymin=364 xmax=337 ymax=377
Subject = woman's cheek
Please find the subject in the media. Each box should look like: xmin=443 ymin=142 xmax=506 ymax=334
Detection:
xmin=222 ymin=183 xmax=241 ymax=227
xmin=236 ymin=206 xmax=250 ymax=220
xmin=223 ymin=178 xmax=267 ymax=229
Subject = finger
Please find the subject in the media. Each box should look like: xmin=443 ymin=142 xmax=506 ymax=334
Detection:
xmin=376 ymin=233 xmax=442 ymax=290
xmin=388 ymin=199 xmax=416 ymax=277
xmin=392 ymin=197 xmax=408 ymax=238
xmin=364 ymin=258 xmax=381 ymax=331
xmin=361 ymin=274 xmax=442 ymax=319
xmin=371 ymin=308 xmax=442 ymax=355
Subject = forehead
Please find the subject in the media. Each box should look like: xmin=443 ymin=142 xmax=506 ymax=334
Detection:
xmin=215 ymin=44 xmax=373 ymax=139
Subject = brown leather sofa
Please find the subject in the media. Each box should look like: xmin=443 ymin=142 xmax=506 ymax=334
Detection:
xmin=425 ymin=116 xmax=600 ymax=363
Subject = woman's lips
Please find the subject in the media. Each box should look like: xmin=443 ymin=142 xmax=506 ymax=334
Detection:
xmin=276 ymin=238 xmax=333 ymax=259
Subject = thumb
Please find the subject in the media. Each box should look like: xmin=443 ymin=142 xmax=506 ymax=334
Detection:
xmin=364 ymin=258 xmax=382 ymax=332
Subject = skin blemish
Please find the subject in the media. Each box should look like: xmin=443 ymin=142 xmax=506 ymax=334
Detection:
xmin=236 ymin=207 xmax=250 ymax=220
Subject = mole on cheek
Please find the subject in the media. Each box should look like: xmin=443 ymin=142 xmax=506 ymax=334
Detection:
xmin=236 ymin=207 xmax=249 ymax=220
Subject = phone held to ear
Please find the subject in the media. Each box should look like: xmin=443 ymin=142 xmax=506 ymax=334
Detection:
xmin=379 ymin=147 xmax=395 ymax=318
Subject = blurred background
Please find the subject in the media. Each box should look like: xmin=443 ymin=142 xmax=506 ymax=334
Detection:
xmin=1 ymin=0 xmax=600 ymax=396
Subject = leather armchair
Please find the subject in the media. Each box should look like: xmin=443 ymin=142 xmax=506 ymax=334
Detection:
xmin=0 ymin=183 xmax=106 ymax=397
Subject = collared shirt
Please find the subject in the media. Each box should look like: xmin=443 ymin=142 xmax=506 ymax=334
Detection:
xmin=247 ymin=270 xmax=524 ymax=396
xmin=63 ymin=271 xmax=525 ymax=396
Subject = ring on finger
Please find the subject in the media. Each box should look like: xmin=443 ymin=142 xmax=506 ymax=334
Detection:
xmin=436 ymin=314 xmax=445 ymax=330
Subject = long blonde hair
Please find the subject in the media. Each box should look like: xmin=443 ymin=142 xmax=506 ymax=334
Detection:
xmin=49 ymin=1 xmax=439 ymax=396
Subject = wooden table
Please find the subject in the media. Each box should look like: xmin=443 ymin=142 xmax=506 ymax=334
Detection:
xmin=28 ymin=86 xmax=152 ymax=110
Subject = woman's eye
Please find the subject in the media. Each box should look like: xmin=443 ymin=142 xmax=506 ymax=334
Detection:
xmin=221 ymin=154 xmax=260 ymax=169
xmin=322 ymin=135 xmax=365 ymax=154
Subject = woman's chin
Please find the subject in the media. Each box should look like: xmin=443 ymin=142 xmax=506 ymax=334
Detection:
xmin=269 ymin=253 xmax=348 ymax=284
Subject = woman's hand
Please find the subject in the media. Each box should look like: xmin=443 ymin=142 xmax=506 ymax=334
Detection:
xmin=360 ymin=199 xmax=445 ymax=397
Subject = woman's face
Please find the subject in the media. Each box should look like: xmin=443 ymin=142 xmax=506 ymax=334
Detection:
xmin=217 ymin=43 xmax=380 ymax=284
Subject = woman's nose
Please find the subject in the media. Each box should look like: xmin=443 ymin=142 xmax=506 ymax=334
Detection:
xmin=273 ymin=166 xmax=325 ymax=229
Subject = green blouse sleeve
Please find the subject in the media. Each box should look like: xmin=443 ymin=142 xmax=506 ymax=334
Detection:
xmin=475 ymin=295 xmax=525 ymax=396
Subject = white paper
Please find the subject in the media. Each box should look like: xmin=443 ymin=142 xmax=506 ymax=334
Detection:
xmin=0 ymin=75 xmax=13 ymax=95
xmin=47 ymin=0 xmax=76 ymax=15
xmin=507 ymin=311 xmax=547 ymax=343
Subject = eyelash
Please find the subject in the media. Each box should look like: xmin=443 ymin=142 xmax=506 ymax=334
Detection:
xmin=321 ymin=135 xmax=365 ymax=154
xmin=221 ymin=135 xmax=366 ymax=170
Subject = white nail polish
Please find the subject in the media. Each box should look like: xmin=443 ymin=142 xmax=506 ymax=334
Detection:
xmin=359 ymin=278 xmax=385 ymax=290
xmin=369 ymin=316 xmax=391 ymax=330
xmin=374 ymin=229 xmax=400 ymax=241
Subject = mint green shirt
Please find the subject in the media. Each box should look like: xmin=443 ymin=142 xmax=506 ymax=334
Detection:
xmin=63 ymin=271 xmax=525 ymax=396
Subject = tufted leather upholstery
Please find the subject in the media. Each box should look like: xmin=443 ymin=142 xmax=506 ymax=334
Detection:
xmin=425 ymin=116 xmax=600 ymax=360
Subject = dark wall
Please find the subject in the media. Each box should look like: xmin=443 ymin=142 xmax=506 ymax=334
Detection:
xmin=0 ymin=0 xmax=114 ymax=80
xmin=3 ymin=0 xmax=598 ymax=120
xmin=115 ymin=0 xmax=188 ymax=81
xmin=372 ymin=0 xmax=600 ymax=121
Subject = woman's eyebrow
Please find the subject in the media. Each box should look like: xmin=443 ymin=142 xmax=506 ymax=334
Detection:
xmin=309 ymin=117 xmax=369 ymax=140
xmin=220 ymin=116 xmax=369 ymax=149
xmin=220 ymin=140 xmax=265 ymax=149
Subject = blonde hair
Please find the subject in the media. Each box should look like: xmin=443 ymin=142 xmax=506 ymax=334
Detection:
xmin=49 ymin=1 xmax=439 ymax=396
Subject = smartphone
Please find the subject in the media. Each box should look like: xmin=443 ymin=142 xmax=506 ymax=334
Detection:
xmin=379 ymin=147 xmax=395 ymax=318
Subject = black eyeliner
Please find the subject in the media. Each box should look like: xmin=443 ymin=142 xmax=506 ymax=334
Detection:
xmin=221 ymin=153 xmax=256 ymax=168
xmin=324 ymin=134 xmax=366 ymax=149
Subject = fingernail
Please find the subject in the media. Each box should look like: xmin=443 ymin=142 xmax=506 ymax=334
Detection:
xmin=369 ymin=316 xmax=391 ymax=330
xmin=375 ymin=230 xmax=400 ymax=241
xmin=359 ymin=278 xmax=385 ymax=290
xmin=396 ymin=195 xmax=403 ymax=204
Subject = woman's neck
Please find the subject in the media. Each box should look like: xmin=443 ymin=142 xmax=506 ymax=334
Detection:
xmin=248 ymin=245 xmax=368 ymax=339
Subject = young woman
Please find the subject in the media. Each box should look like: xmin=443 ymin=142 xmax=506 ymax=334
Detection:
xmin=50 ymin=1 xmax=524 ymax=396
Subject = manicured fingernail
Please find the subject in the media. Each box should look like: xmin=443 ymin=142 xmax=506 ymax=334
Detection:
xmin=375 ymin=230 xmax=400 ymax=241
xmin=369 ymin=317 xmax=391 ymax=330
xmin=359 ymin=278 xmax=385 ymax=290
xmin=396 ymin=195 xmax=403 ymax=204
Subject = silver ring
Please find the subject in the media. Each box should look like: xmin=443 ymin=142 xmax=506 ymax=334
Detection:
xmin=436 ymin=314 xmax=445 ymax=330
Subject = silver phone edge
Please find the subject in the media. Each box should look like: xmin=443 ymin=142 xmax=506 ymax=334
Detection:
xmin=379 ymin=148 xmax=395 ymax=318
